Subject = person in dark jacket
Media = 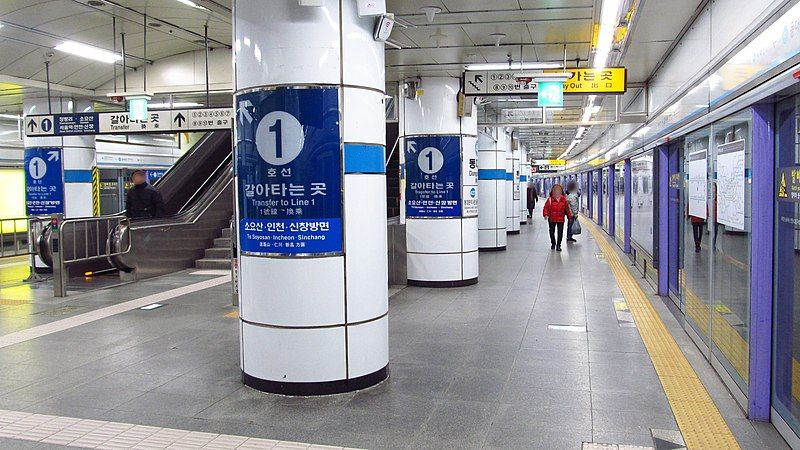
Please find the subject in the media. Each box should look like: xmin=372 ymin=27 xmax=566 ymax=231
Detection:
xmin=543 ymin=183 xmax=573 ymax=251
xmin=126 ymin=170 xmax=165 ymax=219
xmin=527 ymin=182 xmax=538 ymax=218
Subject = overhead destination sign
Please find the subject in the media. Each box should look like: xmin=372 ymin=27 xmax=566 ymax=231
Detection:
xmin=463 ymin=71 xmax=540 ymax=96
xmin=24 ymin=107 xmax=234 ymax=137
xmin=546 ymin=67 xmax=627 ymax=94
xmin=464 ymin=67 xmax=627 ymax=96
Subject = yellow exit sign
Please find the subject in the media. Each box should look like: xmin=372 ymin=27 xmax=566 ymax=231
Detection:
xmin=547 ymin=67 xmax=627 ymax=94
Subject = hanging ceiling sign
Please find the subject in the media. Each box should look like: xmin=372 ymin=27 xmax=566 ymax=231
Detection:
xmin=463 ymin=71 xmax=540 ymax=96
xmin=24 ymin=107 xmax=234 ymax=137
xmin=464 ymin=67 xmax=626 ymax=96
xmin=546 ymin=67 xmax=627 ymax=94
xmin=533 ymin=159 xmax=566 ymax=166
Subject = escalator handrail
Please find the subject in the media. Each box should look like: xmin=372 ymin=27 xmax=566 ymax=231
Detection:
xmin=175 ymin=152 xmax=232 ymax=215
xmin=127 ymin=164 xmax=233 ymax=232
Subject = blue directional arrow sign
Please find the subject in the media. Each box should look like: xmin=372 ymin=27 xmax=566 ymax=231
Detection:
xmin=24 ymin=147 xmax=64 ymax=215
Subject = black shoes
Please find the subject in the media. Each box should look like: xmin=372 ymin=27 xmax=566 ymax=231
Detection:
xmin=551 ymin=244 xmax=556 ymax=250
xmin=567 ymin=238 xmax=577 ymax=242
xmin=556 ymin=247 xmax=562 ymax=252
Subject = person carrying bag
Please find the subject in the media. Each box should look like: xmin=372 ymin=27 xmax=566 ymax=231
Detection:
xmin=565 ymin=180 xmax=581 ymax=241
xmin=542 ymin=184 xmax=573 ymax=252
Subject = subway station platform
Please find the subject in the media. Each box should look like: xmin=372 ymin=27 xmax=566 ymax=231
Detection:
xmin=0 ymin=219 xmax=787 ymax=450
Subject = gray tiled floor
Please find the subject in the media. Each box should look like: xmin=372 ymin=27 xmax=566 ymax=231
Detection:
xmin=0 ymin=218 xmax=789 ymax=449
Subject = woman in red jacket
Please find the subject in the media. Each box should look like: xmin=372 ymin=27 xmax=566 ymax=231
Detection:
xmin=543 ymin=183 xmax=574 ymax=251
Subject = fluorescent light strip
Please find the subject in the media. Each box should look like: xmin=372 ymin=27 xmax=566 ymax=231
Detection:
xmin=175 ymin=0 xmax=208 ymax=10
xmin=465 ymin=62 xmax=562 ymax=71
xmin=54 ymin=41 xmax=121 ymax=64
xmin=593 ymin=0 xmax=623 ymax=68
xmin=148 ymin=102 xmax=203 ymax=109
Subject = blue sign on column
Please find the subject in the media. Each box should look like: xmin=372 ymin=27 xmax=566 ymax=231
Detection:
xmin=236 ymin=87 xmax=342 ymax=255
xmin=405 ymin=135 xmax=461 ymax=217
xmin=24 ymin=147 xmax=64 ymax=215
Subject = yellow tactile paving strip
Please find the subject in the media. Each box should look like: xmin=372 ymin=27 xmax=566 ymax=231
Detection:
xmin=584 ymin=218 xmax=740 ymax=450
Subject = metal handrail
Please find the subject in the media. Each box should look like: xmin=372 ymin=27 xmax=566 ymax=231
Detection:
xmin=128 ymin=172 xmax=233 ymax=232
xmin=0 ymin=216 xmax=44 ymax=259
xmin=59 ymin=216 xmax=133 ymax=265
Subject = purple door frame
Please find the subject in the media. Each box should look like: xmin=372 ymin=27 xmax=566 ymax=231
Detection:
xmin=587 ymin=171 xmax=594 ymax=218
xmin=608 ymin=166 xmax=615 ymax=237
xmin=657 ymin=144 xmax=669 ymax=297
xmin=596 ymin=168 xmax=604 ymax=226
xmin=624 ymin=158 xmax=632 ymax=253
xmin=747 ymin=104 xmax=774 ymax=421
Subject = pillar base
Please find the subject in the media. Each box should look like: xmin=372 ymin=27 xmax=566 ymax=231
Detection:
xmin=407 ymin=277 xmax=478 ymax=288
xmin=507 ymin=230 xmax=521 ymax=235
xmin=479 ymin=246 xmax=507 ymax=252
xmin=242 ymin=366 xmax=388 ymax=396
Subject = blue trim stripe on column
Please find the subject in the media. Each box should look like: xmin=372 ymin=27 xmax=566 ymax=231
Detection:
xmin=520 ymin=175 xmax=528 ymax=182
xmin=64 ymin=169 xmax=92 ymax=183
xmin=344 ymin=143 xmax=385 ymax=174
xmin=505 ymin=172 xmax=513 ymax=180
xmin=478 ymin=169 xmax=506 ymax=180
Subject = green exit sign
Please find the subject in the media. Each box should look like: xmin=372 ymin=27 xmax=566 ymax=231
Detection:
xmin=128 ymin=97 xmax=149 ymax=121
xmin=537 ymin=81 xmax=564 ymax=108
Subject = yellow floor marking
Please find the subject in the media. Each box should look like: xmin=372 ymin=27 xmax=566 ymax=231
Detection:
xmin=584 ymin=217 xmax=740 ymax=450
xmin=225 ymin=310 xmax=239 ymax=319
xmin=0 ymin=299 xmax=30 ymax=306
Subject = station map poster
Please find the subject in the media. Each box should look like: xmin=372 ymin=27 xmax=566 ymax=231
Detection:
xmin=716 ymin=139 xmax=746 ymax=230
xmin=24 ymin=147 xmax=64 ymax=215
xmin=688 ymin=150 xmax=707 ymax=220
xmin=405 ymin=135 xmax=462 ymax=218
xmin=236 ymin=87 xmax=342 ymax=255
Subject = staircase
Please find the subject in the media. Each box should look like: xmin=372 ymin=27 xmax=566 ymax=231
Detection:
xmin=195 ymin=227 xmax=232 ymax=270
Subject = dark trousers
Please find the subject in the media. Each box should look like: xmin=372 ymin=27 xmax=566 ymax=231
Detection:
xmin=549 ymin=221 xmax=564 ymax=247
xmin=566 ymin=217 xmax=576 ymax=240
xmin=692 ymin=222 xmax=705 ymax=249
xmin=527 ymin=207 xmax=533 ymax=218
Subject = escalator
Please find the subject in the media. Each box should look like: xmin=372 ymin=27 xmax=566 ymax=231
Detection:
xmin=37 ymin=130 xmax=234 ymax=281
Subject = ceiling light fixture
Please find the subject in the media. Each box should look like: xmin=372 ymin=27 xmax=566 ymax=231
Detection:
xmin=465 ymin=62 xmax=562 ymax=71
xmin=54 ymin=41 xmax=122 ymax=64
xmin=594 ymin=0 xmax=623 ymax=68
xmin=148 ymin=102 xmax=203 ymax=109
xmin=420 ymin=6 xmax=442 ymax=23
xmin=175 ymin=0 xmax=208 ymax=10
xmin=490 ymin=33 xmax=506 ymax=47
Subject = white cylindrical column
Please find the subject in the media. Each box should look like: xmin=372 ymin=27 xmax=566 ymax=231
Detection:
xmin=23 ymin=98 xmax=97 ymax=219
xmin=234 ymin=0 xmax=388 ymax=395
xmin=477 ymin=128 xmax=507 ymax=250
xmin=519 ymin=147 xmax=528 ymax=225
xmin=400 ymin=77 xmax=478 ymax=287
xmin=506 ymin=136 xmax=520 ymax=234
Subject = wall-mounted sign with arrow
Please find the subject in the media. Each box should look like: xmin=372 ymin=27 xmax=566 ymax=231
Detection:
xmin=24 ymin=147 xmax=64 ymax=215
xmin=173 ymin=112 xmax=187 ymax=128
xmin=25 ymin=115 xmax=55 ymax=136
xmin=24 ymin=108 xmax=233 ymax=137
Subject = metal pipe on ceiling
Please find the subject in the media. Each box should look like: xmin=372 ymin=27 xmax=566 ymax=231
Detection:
xmin=399 ymin=17 xmax=592 ymax=28
xmin=83 ymin=0 xmax=231 ymax=50
xmin=396 ymin=6 xmax=592 ymax=19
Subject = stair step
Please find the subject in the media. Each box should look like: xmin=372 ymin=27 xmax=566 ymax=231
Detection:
xmin=220 ymin=228 xmax=232 ymax=238
xmin=213 ymin=237 xmax=232 ymax=247
xmin=205 ymin=247 xmax=232 ymax=259
xmin=195 ymin=258 xmax=232 ymax=270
